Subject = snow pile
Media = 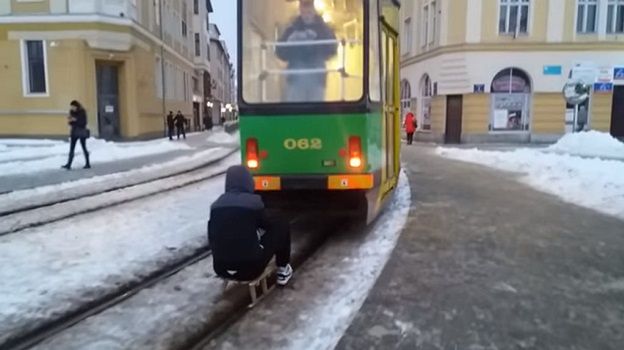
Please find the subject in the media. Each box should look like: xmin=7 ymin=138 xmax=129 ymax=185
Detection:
xmin=547 ymin=131 xmax=624 ymax=159
xmin=207 ymin=130 xmax=239 ymax=144
xmin=0 ymin=138 xmax=192 ymax=176
xmin=436 ymin=147 xmax=624 ymax=220
xmin=0 ymin=139 xmax=60 ymax=146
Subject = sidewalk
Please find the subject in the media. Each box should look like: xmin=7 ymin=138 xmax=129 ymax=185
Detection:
xmin=0 ymin=129 xmax=238 ymax=193
xmin=336 ymin=146 xmax=624 ymax=350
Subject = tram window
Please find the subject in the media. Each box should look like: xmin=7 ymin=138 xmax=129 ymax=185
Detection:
xmin=241 ymin=0 xmax=365 ymax=104
xmin=369 ymin=0 xmax=381 ymax=102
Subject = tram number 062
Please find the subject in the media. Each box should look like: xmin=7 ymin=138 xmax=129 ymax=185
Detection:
xmin=283 ymin=138 xmax=322 ymax=150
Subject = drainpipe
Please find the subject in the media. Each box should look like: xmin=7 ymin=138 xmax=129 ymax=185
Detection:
xmin=159 ymin=0 xmax=167 ymax=137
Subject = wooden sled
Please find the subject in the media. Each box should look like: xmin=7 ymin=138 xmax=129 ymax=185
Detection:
xmin=221 ymin=257 xmax=276 ymax=308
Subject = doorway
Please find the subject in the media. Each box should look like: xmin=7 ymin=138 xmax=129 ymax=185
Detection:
xmin=193 ymin=102 xmax=200 ymax=131
xmin=611 ymin=86 xmax=624 ymax=138
xmin=381 ymin=22 xmax=399 ymax=181
xmin=445 ymin=95 xmax=463 ymax=144
xmin=96 ymin=63 xmax=120 ymax=140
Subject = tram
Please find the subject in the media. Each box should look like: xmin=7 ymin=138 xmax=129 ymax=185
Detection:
xmin=237 ymin=0 xmax=401 ymax=222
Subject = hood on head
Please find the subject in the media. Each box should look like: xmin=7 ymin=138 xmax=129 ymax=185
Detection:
xmin=225 ymin=165 xmax=255 ymax=193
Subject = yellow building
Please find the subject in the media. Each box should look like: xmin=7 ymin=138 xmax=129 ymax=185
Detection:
xmin=401 ymin=0 xmax=624 ymax=143
xmin=0 ymin=0 xmax=212 ymax=140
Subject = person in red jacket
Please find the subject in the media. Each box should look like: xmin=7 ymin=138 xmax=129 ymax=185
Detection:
xmin=403 ymin=111 xmax=417 ymax=145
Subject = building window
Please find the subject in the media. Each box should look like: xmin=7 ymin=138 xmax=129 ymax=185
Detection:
xmin=194 ymin=0 xmax=199 ymax=14
xmin=207 ymin=43 xmax=210 ymax=60
xmin=21 ymin=40 xmax=48 ymax=96
xmin=400 ymin=79 xmax=412 ymax=118
xmin=490 ymin=68 xmax=532 ymax=132
xmin=607 ymin=0 xmax=624 ymax=33
xmin=420 ymin=74 xmax=432 ymax=131
xmin=499 ymin=0 xmax=529 ymax=35
xmin=430 ymin=1 xmax=437 ymax=44
xmin=195 ymin=33 xmax=201 ymax=56
xmin=402 ymin=18 xmax=412 ymax=55
xmin=422 ymin=5 xmax=429 ymax=47
xmin=577 ymin=0 xmax=598 ymax=33
xmin=182 ymin=2 xmax=188 ymax=37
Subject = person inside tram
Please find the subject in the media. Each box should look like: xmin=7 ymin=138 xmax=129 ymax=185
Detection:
xmin=276 ymin=0 xmax=337 ymax=102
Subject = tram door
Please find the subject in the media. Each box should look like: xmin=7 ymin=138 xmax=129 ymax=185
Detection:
xmin=381 ymin=23 xmax=399 ymax=183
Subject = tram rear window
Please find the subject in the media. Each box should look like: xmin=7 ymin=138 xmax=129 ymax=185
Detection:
xmin=241 ymin=0 xmax=365 ymax=104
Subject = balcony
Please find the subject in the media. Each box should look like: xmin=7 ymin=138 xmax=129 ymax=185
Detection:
xmin=68 ymin=0 xmax=137 ymax=20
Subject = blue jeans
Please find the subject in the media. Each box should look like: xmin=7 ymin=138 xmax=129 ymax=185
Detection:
xmin=284 ymin=73 xmax=326 ymax=102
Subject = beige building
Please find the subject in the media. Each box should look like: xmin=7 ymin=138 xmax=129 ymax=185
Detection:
xmin=208 ymin=23 xmax=235 ymax=124
xmin=401 ymin=0 xmax=624 ymax=143
xmin=0 ymin=0 xmax=214 ymax=140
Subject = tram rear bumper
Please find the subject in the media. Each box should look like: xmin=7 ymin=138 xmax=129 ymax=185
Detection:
xmin=253 ymin=174 xmax=375 ymax=191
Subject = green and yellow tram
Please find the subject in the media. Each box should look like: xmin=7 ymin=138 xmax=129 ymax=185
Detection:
xmin=237 ymin=0 xmax=401 ymax=222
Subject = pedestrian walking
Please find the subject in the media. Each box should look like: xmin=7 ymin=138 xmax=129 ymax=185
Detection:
xmin=208 ymin=166 xmax=293 ymax=286
xmin=166 ymin=111 xmax=175 ymax=140
xmin=62 ymin=100 xmax=91 ymax=170
xmin=174 ymin=110 xmax=187 ymax=140
xmin=403 ymin=110 xmax=417 ymax=145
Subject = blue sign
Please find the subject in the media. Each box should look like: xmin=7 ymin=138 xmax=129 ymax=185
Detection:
xmin=543 ymin=65 xmax=562 ymax=75
xmin=593 ymin=82 xmax=614 ymax=93
xmin=473 ymin=84 xmax=485 ymax=93
xmin=614 ymin=67 xmax=624 ymax=80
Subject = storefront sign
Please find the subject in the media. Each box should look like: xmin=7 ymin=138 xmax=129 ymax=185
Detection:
xmin=614 ymin=67 xmax=624 ymax=81
xmin=571 ymin=66 xmax=597 ymax=84
xmin=105 ymin=105 xmax=114 ymax=113
xmin=593 ymin=82 xmax=614 ymax=93
xmin=473 ymin=84 xmax=485 ymax=93
xmin=493 ymin=109 xmax=508 ymax=129
xmin=543 ymin=65 xmax=562 ymax=75
xmin=596 ymin=67 xmax=614 ymax=83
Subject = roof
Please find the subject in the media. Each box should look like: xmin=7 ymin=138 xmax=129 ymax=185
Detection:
xmin=206 ymin=0 xmax=213 ymax=13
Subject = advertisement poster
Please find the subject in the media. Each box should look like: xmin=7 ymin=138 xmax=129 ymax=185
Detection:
xmin=494 ymin=109 xmax=508 ymax=129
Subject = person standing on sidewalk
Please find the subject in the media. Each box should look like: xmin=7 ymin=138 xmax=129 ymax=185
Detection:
xmin=403 ymin=110 xmax=417 ymax=145
xmin=166 ymin=111 xmax=175 ymax=140
xmin=174 ymin=110 xmax=187 ymax=140
xmin=208 ymin=165 xmax=293 ymax=286
xmin=62 ymin=100 xmax=91 ymax=170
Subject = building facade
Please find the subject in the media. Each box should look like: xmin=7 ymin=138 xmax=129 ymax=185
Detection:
xmin=208 ymin=23 xmax=235 ymax=125
xmin=0 ymin=0 xmax=215 ymax=140
xmin=401 ymin=0 xmax=624 ymax=143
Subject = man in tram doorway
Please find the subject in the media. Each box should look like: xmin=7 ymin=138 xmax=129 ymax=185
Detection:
xmin=276 ymin=0 xmax=337 ymax=102
xmin=174 ymin=110 xmax=187 ymax=140
xmin=403 ymin=109 xmax=417 ymax=145
xmin=208 ymin=166 xmax=294 ymax=286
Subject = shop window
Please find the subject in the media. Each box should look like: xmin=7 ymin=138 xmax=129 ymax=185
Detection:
xmin=490 ymin=68 xmax=532 ymax=132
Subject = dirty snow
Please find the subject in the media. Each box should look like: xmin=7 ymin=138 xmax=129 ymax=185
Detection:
xmin=0 ymin=165 xmax=235 ymax=346
xmin=436 ymin=147 xmax=624 ymax=221
xmin=0 ymin=154 xmax=238 ymax=235
xmin=547 ymin=131 xmax=624 ymax=160
xmin=0 ymin=138 xmax=193 ymax=176
xmin=209 ymin=171 xmax=412 ymax=350
xmin=208 ymin=130 xmax=239 ymax=145
xmin=0 ymin=147 xmax=237 ymax=215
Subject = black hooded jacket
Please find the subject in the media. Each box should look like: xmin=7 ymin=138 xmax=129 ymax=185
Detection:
xmin=69 ymin=108 xmax=87 ymax=131
xmin=208 ymin=166 xmax=268 ymax=278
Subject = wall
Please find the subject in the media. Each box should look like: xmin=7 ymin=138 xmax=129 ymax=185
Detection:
xmin=592 ymin=92 xmax=614 ymax=132
xmin=532 ymin=93 xmax=565 ymax=134
xmin=462 ymin=93 xmax=489 ymax=133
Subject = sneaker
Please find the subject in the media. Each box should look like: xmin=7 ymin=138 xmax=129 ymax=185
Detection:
xmin=276 ymin=264 xmax=293 ymax=286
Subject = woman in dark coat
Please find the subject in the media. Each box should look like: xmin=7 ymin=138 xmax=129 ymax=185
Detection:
xmin=62 ymin=100 xmax=91 ymax=170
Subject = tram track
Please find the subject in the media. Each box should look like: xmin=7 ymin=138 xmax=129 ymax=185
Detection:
xmin=0 ymin=150 xmax=239 ymax=236
xmin=0 ymin=148 xmax=238 ymax=217
xmin=1 ymin=248 xmax=213 ymax=350
xmin=3 ymin=215 xmax=346 ymax=350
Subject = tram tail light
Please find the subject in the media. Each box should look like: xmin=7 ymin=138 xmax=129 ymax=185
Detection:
xmin=246 ymin=138 xmax=259 ymax=169
xmin=348 ymin=136 xmax=363 ymax=169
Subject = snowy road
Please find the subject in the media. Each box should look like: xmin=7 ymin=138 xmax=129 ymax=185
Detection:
xmin=0 ymin=156 xmax=239 ymax=347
